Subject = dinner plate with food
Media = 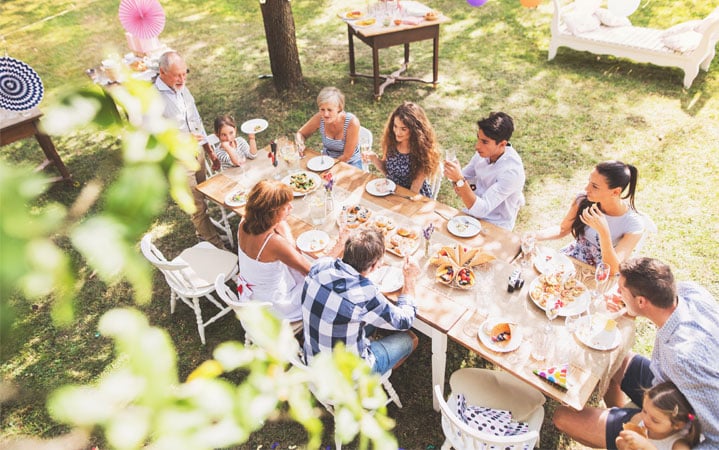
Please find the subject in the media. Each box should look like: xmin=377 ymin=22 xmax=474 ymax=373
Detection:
xmin=385 ymin=227 xmax=420 ymax=257
xmin=282 ymin=171 xmax=321 ymax=196
xmin=478 ymin=318 xmax=522 ymax=353
xmin=306 ymin=155 xmax=335 ymax=172
xmin=368 ymin=265 xmax=404 ymax=293
xmin=240 ymin=118 xmax=268 ymax=134
xmin=533 ymin=246 xmax=575 ymax=275
xmin=224 ymin=189 xmax=248 ymax=207
xmin=447 ymin=215 xmax=482 ymax=238
xmin=354 ymin=18 xmax=377 ymax=28
xmin=339 ymin=10 xmax=365 ymax=20
xmin=296 ymin=230 xmax=330 ymax=254
xmin=365 ymin=178 xmax=396 ymax=197
xmin=528 ymin=272 xmax=590 ymax=316
xmin=574 ymin=314 xmax=621 ymax=351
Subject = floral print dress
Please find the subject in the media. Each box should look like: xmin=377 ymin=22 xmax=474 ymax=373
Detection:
xmin=385 ymin=151 xmax=432 ymax=198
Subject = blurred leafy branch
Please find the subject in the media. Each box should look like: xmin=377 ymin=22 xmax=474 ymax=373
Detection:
xmin=0 ymin=80 xmax=397 ymax=449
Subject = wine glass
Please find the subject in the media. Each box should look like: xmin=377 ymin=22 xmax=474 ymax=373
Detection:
xmin=593 ymin=262 xmax=611 ymax=300
xmin=462 ymin=287 xmax=488 ymax=338
xmin=543 ymin=293 xmax=560 ymax=339
xmin=279 ymin=144 xmax=296 ymax=177
xmin=520 ymin=231 xmax=536 ymax=267
xmin=444 ymin=148 xmax=458 ymax=164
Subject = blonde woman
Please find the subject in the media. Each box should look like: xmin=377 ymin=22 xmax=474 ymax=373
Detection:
xmin=296 ymin=86 xmax=362 ymax=168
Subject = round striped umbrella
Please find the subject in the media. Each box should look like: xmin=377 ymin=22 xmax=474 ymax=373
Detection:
xmin=0 ymin=56 xmax=44 ymax=111
xmin=118 ymin=0 xmax=165 ymax=39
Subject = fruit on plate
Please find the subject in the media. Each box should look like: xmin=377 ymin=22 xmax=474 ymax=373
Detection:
xmin=489 ymin=322 xmax=512 ymax=345
xmin=346 ymin=10 xmax=364 ymax=19
xmin=622 ymin=422 xmax=648 ymax=437
xmin=424 ymin=10 xmax=440 ymax=20
xmin=396 ymin=227 xmax=418 ymax=239
xmin=533 ymin=363 xmax=569 ymax=390
xmin=455 ymin=267 xmax=475 ymax=289
xmin=355 ymin=18 xmax=376 ymax=27
xmin=436 ymin=264 xmax=457 ymax=285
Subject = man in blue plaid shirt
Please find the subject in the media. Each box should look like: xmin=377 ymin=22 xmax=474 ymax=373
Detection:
xmin=301 ymin=228 xmax=420 ymax=374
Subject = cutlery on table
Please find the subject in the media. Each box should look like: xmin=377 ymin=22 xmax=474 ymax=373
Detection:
xmin=509 ymin=247 xmax=523 ymax=265
xmin=389 ymin=190 xmax=416 ymax=201
xmin=433 ymin=210 xmax=453 ymax=221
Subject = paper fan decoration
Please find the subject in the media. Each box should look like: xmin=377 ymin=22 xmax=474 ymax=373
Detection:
xmin=118 ymin=0 xmax=165 ymax=39
xmin=0 ymin=56 xmax=44 ymax=111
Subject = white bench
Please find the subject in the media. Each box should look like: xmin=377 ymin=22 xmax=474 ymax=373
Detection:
xmin=548 ymin=0 xmax=719 ymax=88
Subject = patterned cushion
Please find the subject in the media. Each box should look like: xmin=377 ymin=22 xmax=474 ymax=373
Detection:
xmin=455 ymin=393 xmax=530 ymax=448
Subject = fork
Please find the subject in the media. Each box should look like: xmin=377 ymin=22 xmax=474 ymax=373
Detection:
xmin=389 ymin=190 xmax=416 ymax=201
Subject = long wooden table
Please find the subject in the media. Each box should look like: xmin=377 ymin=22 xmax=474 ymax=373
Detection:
xmin=196 ymin=145 xmax=633 ymax=412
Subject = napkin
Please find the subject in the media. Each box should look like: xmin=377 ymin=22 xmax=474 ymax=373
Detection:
xmin=401 ymin=17 xmax=423 ymax=26
xmin=533 ymin=363 xmax=569 ymax=389
xmin=402 ymin=0 xmax=431 ymax=16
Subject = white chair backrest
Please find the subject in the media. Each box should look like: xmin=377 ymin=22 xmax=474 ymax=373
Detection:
xmin=141 ymin=234 xmax=200 ymax=295
xmin=204 ymin=133 xmax=221 ymax=177
xmin=434 ymin=385 xmax=540 ymax=450
xmin=359 ymin=126 xmax=373 ymax=150
xmin=633 ymin=213 xmax=658 ymax=255
xmin=429 ymin=161 xmax=443 ymax=200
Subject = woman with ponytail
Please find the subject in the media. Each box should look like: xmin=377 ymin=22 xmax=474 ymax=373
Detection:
xmin=536 ymin=161 xmax=645 ymax=273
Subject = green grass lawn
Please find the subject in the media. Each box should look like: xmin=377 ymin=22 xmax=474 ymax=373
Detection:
xmin=2 ymin=0 xmax=717 ymax=448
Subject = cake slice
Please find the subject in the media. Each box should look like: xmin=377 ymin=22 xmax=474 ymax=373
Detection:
xmin=533 ymin=363 xmax=569 ymax=390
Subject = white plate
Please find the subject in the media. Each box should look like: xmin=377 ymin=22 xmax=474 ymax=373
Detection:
xmin=365 ymin=178 xmax=396 ymax=196
xmin=338 ymin=10 xmax=366 ymax=20
xmin=224 ymin=189 xmax=248 ymax=207
xmin=533 ymin=246 xmax=575 ymax=275
xmin=477 ymin=318 xmax=522 ymax=353
xmin=282 ymin=171 xmax=322 ymax=197
xmin=574 ymin=315 xmax=621 ymax=351
xmin=528 ymin=276 xmax=590 ymax=317
xmin=447 ymin=216 xmax=482 ymax=238
xmin=296 ymin=230 xmax=330 ymax=253
xmin=240 ymin=118 xmax=268 ymax=134
xmin=306 ymin=155 xmax=335 ymax=172
xmin=353 ymin=18 xmax=377 ymax=28
xmin=368 ymin=265 xmax=404 ymax=293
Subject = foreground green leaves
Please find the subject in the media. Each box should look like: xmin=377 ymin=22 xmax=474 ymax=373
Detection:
xmin=49 ymin=307 xmax=397 ymax=450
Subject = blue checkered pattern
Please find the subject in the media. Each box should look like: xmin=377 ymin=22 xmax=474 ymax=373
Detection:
xmin=651 ymin=282 xmax=719 ymax=450
xmin=302 ymin=258 xmax=416 ymax=369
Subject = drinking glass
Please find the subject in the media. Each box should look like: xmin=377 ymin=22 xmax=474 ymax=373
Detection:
xmin=520 ymin=231 xmax=536 ymax=267
xmin=360 ymin=137 xmax=371 ymax=171
xmin=306 ymin=193 xmax=326 ymax=228
xmin=280 ymin=144 xmax=296 ymax=176
xmin=235 ymin=150 xmax=247 ymax=177
xmin=593 ymin=262 xmax=611 ymax=300
xmin=462 ymin=288 xmax=488 ymax=338
xmin=543 ymin=294 xmax=560 ymax=340
xmin=444 ymin=148 xmax=458 ymax=164
xmin=564 ymin=312 xmax=582 ymax=334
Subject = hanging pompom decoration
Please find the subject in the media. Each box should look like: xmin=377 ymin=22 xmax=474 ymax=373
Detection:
xmin=467 ymin=0 xmax=488 ymax=6
xmin=118 ymin=0 xmax=166 ymax=39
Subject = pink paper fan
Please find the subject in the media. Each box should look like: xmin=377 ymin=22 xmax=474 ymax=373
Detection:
xmin=119 ymin=0 xmax=165 ymax=39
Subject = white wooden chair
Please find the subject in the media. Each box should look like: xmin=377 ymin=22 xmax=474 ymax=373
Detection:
xmin=214 ymin=273 xmax=304 ymax=342
xmin=434 ymin=368 xmax=546 ymax=449
xmin=633 ymin=212 xmax=658 ymax=255
xmin=140 ymin=234 xmax=238 ymax=344
xmin=204 ymin=133 xmax=237 ymax=247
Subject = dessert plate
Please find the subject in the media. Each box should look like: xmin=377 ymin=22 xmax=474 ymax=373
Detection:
xmin=240 ymin=118 xmax=268 ymax=134
xmin=478 ymin=318 xmax=522 ymax=353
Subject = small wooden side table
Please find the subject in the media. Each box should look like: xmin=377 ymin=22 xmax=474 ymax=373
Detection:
xmin=0 ymin=108 xmax=72 ymax=182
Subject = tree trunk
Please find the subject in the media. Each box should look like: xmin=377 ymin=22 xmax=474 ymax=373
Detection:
xmin=259 ymin=0 xmax=303 ymax=91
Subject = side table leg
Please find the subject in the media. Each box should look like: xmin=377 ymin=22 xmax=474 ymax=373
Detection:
xmin=404 ymin=42 xmax=410 ymax=66
xmin=33 ymin=121 xmax=71 ymax=181
xmin=348 ymin=25 xmax=357 ymax=84
xmin=372 ymin=45 xmax=381 ymax=100
xmin=432 ymin=32 xmax=439 ymax=86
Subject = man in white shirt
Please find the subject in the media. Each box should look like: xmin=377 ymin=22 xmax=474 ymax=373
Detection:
xmin=443 ymin=112 xmax=526 ymax=230
xmin=154 ymin=51 xmax=225 ymax=249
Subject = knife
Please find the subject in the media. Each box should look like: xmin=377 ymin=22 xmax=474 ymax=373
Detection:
xmin=434 ymin=210 xmax=454 ymax=221
xmin=509 ymin=247 xmax=523 ymax=264
xmin=389 ymin=190 xmax=415 ymax=201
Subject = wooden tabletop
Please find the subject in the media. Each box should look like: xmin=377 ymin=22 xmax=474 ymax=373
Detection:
xmin=196 ymin=144 xmax=634 ymax=409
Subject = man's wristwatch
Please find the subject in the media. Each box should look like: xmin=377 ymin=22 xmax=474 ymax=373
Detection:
xmin=455 ymin=178 xmax=465 ymax=188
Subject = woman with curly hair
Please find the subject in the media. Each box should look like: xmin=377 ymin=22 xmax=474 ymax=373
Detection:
xmin=363 ymin=102 xmax=441 ymax=198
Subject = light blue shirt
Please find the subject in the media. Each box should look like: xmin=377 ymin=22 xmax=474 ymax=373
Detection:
xmin=461 ymin=145 xmax=526 ymax=230
xmin=651 ymin=282 xmax=719 ymax=449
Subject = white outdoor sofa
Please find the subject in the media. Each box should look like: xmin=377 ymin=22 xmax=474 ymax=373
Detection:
xmin=548 ymin=0 xmax=719 ymax=88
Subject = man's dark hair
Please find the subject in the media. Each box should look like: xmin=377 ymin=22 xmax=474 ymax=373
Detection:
xmin=477 ymin=111 xmax=514 ymax=143
xmin=342 ymin=229 xmax=385 ymax=273
xmin=620 ymin=257 xmax=676 ymax=309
